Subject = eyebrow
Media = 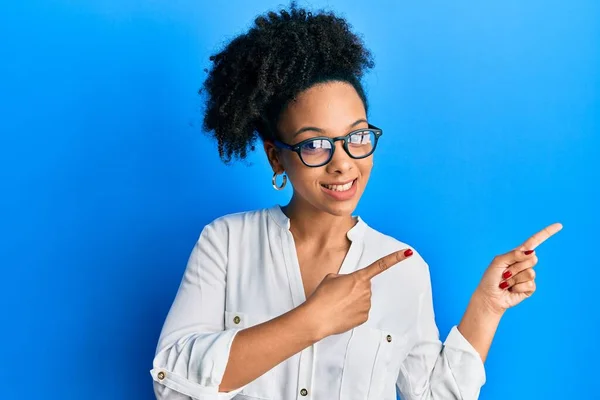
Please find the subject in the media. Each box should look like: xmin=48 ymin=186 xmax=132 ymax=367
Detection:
xmin=293 ymin=118 xmax=368 ymax=137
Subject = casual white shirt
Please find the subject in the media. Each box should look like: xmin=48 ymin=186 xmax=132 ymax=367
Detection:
xmin=150 ymin=205 xmax=486 ymax=400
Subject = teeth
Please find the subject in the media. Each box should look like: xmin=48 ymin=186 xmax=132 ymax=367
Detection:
xmin=324 ymin=180 xmax=354 ymax=192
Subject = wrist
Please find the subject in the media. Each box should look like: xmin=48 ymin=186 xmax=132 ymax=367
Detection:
xmin=297 ymin=300 xmax=328 ymax=342
xmin=472 ymin=288 xmax=506 ymax=319
xmin=457 ymin=290 xmax=505 ymax=363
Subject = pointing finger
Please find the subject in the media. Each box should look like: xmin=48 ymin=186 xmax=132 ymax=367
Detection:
xmin=518 ymin=223 xmax=563 ymax=251
xmin=355 ymin=248 xmax=413 ymax=280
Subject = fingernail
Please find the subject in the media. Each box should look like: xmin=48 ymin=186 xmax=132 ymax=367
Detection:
xmin=404 ymin=249 xmax=413 ymax=257
xmin=524 ymin=250 xmax=534 ymax=255
xmin=502 ymin=270 xmax=512 ymax=280
xmin=499 ymin=281 xmax=509 ymax=290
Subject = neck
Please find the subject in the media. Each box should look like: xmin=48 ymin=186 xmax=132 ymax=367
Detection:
xmin=281 ymin=194 xmax=357 ymax=246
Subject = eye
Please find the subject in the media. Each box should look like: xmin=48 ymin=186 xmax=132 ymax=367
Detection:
xmin=349 ymin=131 xmax=372 ymax=145
xmin=301 ymin=139 xmax=331 ymax=152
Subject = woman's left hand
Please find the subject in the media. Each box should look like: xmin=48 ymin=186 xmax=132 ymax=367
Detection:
xmin=476 ymin=223 xmax=563 ymax=314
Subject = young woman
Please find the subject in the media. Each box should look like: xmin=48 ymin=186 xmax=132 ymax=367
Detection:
xmin=150 ymin=3 xmax=562 ymax=399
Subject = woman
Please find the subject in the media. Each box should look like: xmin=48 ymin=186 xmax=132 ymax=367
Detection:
xmin=150 ymin=3 xmax=562 ymax=399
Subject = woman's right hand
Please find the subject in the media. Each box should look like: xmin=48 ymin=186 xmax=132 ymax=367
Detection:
xmin=304 ymin=248 xmax=414 ymax=339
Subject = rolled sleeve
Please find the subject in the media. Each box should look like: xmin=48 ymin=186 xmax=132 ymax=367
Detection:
xmin=442 ymin=325 xmax=487 ymax=397
xmin=151 ymin=329 xmax=245 ymax=400
xmin=151 ymin=221 xmax=248 ymax=399
xmin=396 ymin=257 xmax=486 ymax=400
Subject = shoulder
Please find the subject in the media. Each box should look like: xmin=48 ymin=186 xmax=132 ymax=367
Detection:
xmin=363 ymin=224 xmax=410 ymax=251
xmin=362 ymin=224 xmax=421 ymax=259
xmin=200 ymin=207 xmax=272 ymax=238
xmin=362 ymin=224 xmax=431 ymax=282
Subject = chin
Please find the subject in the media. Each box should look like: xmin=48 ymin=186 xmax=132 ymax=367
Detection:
xmin=318 ymin=188 xmax=365 ymax=217
xmin=321 ymin=199 xmax=359 ymax=217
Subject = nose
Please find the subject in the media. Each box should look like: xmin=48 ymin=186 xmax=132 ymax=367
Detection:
xmin=325 ymin=139 xmax=354 ymax=174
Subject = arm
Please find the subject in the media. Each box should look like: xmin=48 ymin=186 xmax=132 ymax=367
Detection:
xmin=219 ymin=303 xmax=321 ymax=392
xmin=396 ymin=224 xmax=561 ymax=399
xmin=457 ymin=291 xmax=504 ymax=363
xmin=456 ymin=222 xmax=563 ymax=364
xmin=151 ymin=222 xmax=322 ymax=399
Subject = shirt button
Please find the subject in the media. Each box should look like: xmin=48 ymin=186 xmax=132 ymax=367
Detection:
xmin=157 ymin=371 xmax=166 ymax=380
xmin=233 ymin=316 xmax=241 ymax=324
xmin=386 ymin=334 xmax=392 ymax=342
xmin=300 ymin=388 xmax=308 ymax=396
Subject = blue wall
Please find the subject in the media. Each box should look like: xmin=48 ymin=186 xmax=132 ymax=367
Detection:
xmin=1 ymin=1 xmax=598 ymax=399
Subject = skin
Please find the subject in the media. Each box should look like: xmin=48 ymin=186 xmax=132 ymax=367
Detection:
xmin=265 ymin=81 xmax=376 ymax=299
xmin=219 ymin=81 xmax=563 ymax=392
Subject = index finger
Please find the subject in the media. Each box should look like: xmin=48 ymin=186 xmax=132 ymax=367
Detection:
xmin=355 ymin=248 xmax=413 ymax=280
xmin=518 ymin=222 xmax=563 ymax=251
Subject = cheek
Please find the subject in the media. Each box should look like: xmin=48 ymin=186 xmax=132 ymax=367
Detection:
xmin=283 ymin=156 xmax=317 ymax=185
xmin=288 ymin=169 xmax=322 ymax=187
xmin=359 ymin=159 xmax=374 ymax=178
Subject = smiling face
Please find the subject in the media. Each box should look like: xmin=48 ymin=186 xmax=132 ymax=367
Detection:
xmin=264 ymin=80 xmax=374 ymax=217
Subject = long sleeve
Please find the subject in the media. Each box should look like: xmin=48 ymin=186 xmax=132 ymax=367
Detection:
xmin=150 ymin=221 xmax=246 ymax=400
xmin=396 ymin=260 xmax=486 ymax=400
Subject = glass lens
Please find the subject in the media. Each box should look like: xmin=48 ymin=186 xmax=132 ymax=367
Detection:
xmin=347 ymin=130 xmax=376 ymax=158
xmin=300 ymin=139 xmax=332 ymax=166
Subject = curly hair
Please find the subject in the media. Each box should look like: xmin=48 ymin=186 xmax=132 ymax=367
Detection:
xmin=200 ymin=1 xmax=375 ymax=164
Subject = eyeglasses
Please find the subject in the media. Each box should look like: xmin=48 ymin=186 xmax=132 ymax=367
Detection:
xmin=274 ymin=124 xmax=383 ymax=167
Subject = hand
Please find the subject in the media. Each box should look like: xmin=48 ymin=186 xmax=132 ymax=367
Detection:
xmin=305 ymin=248 xmax=414 ymax=339
xmin=476 ymin=223 xmax=563 ymax=315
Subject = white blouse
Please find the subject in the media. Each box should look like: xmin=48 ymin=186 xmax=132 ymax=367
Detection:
xmin=150 ymin=205 xmax=486 ymax=400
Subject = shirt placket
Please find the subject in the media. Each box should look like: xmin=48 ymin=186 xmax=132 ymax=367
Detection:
xmin=281 ymin=227 xmax=364 ymax=399
xmin=281 ymin=230 xmax=315 ymax=398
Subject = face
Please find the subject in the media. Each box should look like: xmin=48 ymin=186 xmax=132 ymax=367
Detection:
xmin=264 ymin=81 xmax=374 ymax=217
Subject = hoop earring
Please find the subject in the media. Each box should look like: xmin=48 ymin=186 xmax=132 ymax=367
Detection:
xmin=272 ymin=172 xmax=287 ymax=191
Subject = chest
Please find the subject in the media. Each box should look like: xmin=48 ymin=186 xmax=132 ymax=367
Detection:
xmin=296 ymin=243 xmax=350 ymax=299
xmin=224 ymin=224 xmax=419 ymax=329
xmin=222 ymin=229 xmax=420 ymax=400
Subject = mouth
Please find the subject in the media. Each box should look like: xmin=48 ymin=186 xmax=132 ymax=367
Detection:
xmin=320 ymin=179 xmax=356 ymax=192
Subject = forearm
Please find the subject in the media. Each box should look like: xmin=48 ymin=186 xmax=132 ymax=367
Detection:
xmin=219 ymin=302 xmax=324 ymax=392
xmin=457 ymin=290 xmax=504 ymax=363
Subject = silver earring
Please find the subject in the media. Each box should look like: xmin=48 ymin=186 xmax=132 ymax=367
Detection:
xmin=272 ymin=172 xmax=287 ymax=191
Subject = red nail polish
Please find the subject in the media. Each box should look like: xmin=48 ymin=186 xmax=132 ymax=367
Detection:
xmin=499 ymin=281 xmax=509 ymax=289
xmin=404 ymin=249 xmax=413 ymax=257
xmin=502 ymin=270 xmax=512 ymax=280
xmin=524 ymin=250 xmax=534 ymax=255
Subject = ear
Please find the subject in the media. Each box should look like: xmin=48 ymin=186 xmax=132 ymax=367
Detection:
xmin=263 ymin=140 xmax=284 ymax=173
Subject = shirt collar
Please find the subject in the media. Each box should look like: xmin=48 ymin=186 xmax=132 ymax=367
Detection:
xmin=267 ymin=204 xmax=367 ymax=242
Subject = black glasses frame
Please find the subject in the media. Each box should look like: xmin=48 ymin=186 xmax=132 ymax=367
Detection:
xmin=274 ymin=124 xmax=383 ymax=167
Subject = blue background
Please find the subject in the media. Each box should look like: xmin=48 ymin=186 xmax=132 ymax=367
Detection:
xmin=1 ymin=1 xmax=598 ymax=399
